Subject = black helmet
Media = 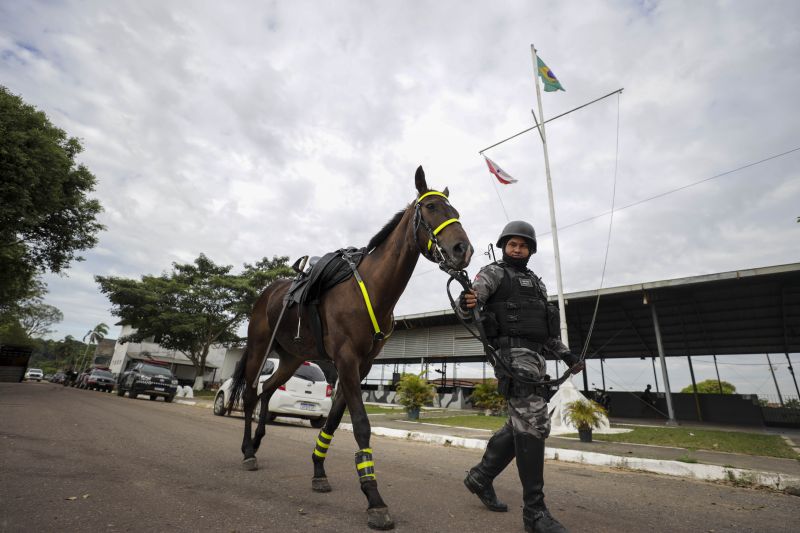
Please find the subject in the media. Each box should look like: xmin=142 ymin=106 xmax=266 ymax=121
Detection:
xmin=496 ymin=220 xmax=537 ymax=253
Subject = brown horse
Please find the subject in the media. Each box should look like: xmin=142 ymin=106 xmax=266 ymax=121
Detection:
xmin=226 ymin=166 xmax=473 ymax=530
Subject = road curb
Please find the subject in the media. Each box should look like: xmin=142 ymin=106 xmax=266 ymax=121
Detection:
xmin=339 ymin=423 xmax=800 ymax=494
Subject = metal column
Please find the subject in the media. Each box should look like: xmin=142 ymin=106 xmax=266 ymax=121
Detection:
xmin=600 ymin=358 xmax=606 ymax=390
xmin=766 ymin=353 xmax=784 ymax=406
xmin=713 ymin=355 xmax=723 ymax=394
xmin=687 ymin=355 xmax=702 ymax=422
xmin=650 ymin=302 xmax=677 ymax=425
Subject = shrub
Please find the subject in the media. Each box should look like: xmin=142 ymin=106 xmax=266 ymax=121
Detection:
xmin=395 ymin=372 xmax=435 ymax=411
xmin=564 ymin=399 xmax=607 ymax=431
xmin=470 ymin=381 xmax=505 ymax=413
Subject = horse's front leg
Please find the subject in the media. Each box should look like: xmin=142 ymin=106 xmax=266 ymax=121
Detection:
xmin=311 ymin=362 xmax=372 ymax=492
xmin=339 ymin=360 xmax=394 ymax=530
xmin=311 ymin=388 xmax=347 ymax=492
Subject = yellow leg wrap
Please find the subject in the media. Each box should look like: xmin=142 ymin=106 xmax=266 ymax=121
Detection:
xmin=355 ymin=448 xmax=376 ymax=480
xmin=313 ymin=430 xmax=333 ymax=458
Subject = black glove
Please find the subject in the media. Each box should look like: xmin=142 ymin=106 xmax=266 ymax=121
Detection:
xmin=458 ymin=290 xmax=470 ymax=311
xmin=560 ymin=351 xmax=579 ymax=365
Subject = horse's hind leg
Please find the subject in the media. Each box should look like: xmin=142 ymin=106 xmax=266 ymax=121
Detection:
xmin=338 ymin=358 xmax=394 ymax=530
xmin=241 ymin=384 xmax=260 ymax=470
xmin=252 ymin=352 xmax=302 ymax=454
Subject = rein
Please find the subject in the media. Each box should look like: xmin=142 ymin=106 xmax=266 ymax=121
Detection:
xmin=341 ymin=190 xmax=461 ymax=345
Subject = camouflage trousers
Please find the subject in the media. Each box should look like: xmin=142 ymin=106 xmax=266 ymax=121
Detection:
xmin=497 ymin=347 xmax=550 ymax=440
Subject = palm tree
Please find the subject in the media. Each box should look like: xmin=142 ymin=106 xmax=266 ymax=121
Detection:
xmin=77 ymin=323 xmax=109 ymax=373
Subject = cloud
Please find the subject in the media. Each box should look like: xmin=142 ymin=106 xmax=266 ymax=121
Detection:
xmin=3 ymin=1 xmax=799 ymax=395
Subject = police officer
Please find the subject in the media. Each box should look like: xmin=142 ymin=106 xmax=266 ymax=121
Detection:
xmin=458 ymin=220 xmax=584 ymax=533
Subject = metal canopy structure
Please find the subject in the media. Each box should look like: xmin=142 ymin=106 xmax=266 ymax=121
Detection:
xmin=377 ymin=263 xmax=800 ymax=363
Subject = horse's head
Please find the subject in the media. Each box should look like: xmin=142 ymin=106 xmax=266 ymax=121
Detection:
xmin=412 ymin=166 xmax=473 ymax=270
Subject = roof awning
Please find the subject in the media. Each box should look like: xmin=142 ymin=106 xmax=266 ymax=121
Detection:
xmin=127 ymin=353 xmax=219 ymax=369
xmin=387 ymin=262 xmax=800 ymax=360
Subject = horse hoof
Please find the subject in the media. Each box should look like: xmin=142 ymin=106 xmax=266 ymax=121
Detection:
xmin=367 ymin=507 xmax=394 ymax=530
xmin=312 ymin=477 xmax=332 ymax=493
xmin=242 ymin=457 xmax=258 ymax=471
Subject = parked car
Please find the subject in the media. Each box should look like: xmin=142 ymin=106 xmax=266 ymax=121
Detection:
xmin=24 ymin=368 xmax=44 ymax=381
xmin=74 ymin=370 xmax=90 ymax=388
xmin=117 ymin=362 xmax=179 ymax=402
xmin=214 ymin=360 xmax=333 ymax=428
xmin=50 ymin=372 xmax=66 ymax=384
xmin=82 ymin=368 xmax=116 ymax=392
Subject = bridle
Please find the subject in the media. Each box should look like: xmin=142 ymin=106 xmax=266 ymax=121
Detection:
xmin=412 ymin=190 xmax=462 ymax=266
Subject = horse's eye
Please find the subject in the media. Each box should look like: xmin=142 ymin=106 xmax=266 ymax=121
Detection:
xmin=425 ymin=203 xmax=436 ymax=210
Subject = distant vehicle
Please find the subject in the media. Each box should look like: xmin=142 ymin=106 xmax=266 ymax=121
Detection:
xmin=51 ymin=372 xmax=66 ymax=384
xmin=74 ymin=370 xmax=90 ymax=388
xmin=117 ymin=362 xmax=179 ymax=402
xmin=213 ymin=360 xmax=333 ymax=428
xmin=24 ymin=368 xmax=44 ymax=381
xmin=81 ymin=368 xmax=116 ymax=392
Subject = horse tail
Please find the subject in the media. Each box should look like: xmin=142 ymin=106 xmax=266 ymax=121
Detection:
xmin=226 ymin=348 xmax=249 ymax=413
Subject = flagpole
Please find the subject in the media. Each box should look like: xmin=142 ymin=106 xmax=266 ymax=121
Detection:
xmin=531 ymin=44 xmax=570 ymax=349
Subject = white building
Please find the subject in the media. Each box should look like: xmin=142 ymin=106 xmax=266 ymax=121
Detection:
xmin=109 ymin=324 xmax=243 ymax=387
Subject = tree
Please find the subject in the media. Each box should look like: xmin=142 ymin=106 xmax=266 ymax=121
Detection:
xmin=0 ymin=86 xmax=104 ymax=311
xmin=680 ymin=379 xmax=736 ymax=394
xmin=17 ymin=300 xmax=64 ymax=338
xmin=76 ymin=322 xmax=109 ymax=373
xmin=96 ymin=254 xmax=293 ymax=389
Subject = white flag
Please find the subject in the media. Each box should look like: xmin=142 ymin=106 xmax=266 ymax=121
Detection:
xmin=484 ymin=156 xmax=518 ymax=184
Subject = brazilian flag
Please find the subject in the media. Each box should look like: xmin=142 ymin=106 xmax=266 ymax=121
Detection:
xmin=537 ymin=56 xmax=565 ymax=92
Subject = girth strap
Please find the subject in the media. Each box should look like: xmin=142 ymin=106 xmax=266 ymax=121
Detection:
xmin=343 ymin=251 xmax=386 ymax=342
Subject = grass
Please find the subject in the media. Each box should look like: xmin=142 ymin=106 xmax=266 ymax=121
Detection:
xmin=562 ymin=427 xmax=799 ymax=460
xmin=363 ymin=405 xmax=407 ymax=415
xmin=420 ymin=414 xmax=800 ymax=460
xmin=420 ymin=414 xmax=507 ymax=431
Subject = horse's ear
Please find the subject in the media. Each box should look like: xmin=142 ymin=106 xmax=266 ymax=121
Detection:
xmin=415 ymin=165 xmax=427 ymax=194
xmin=443 ymin=186 xmax=449 ymax=197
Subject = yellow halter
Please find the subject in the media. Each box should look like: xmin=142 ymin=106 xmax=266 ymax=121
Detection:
xmin=415 ymin=191 xmax=461 ymax=252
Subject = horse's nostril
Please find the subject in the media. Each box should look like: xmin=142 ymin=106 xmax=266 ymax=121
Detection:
xmin=453 ymin=242 xmax=467 ymax=256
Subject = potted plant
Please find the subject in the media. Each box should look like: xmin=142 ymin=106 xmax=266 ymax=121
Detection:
xmin=395 ymin=372 xmax=435 ymax=420
xmin=470 ymin=381 xmax=506 ymax=416
xmin=564 ymin=399 xmax=607 ymax=442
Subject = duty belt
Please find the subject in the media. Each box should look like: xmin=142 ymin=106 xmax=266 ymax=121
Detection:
xmin=494 ymin=336 xmax=544 ymax=353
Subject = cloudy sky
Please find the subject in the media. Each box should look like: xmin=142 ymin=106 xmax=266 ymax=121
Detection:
xmin=2 ymin=1 xmax=798 ymax=397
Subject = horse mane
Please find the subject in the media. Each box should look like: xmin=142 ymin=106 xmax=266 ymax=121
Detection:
xmin=366 ymin=206 xmax=409 ymax=252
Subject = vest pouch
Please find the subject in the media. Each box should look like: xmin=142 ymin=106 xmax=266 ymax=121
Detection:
xmin=547 ymin=302 xmax=561 ymax=338
xmin=482 ymin=310 xmax=500 ymax=338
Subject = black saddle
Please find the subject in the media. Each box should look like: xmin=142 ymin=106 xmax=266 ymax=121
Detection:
xmin=283 ymin=247 xmax=366 ymax=361
xmin=285 ymin=247 xmax=365 ymax=306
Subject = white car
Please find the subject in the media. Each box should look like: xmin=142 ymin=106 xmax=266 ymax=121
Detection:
xmin=214 ymin=359 xmax=333 ymax=428
xmin=24 ymin=368 xmax=44 ymax=381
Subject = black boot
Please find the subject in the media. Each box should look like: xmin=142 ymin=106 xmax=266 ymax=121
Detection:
xmin=464 ymin=423 xmax=515 ymax=512
xmin=514 ymin=432 xmax=568 ymax=533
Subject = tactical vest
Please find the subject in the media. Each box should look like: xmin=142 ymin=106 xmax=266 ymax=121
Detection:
xmin=483 ymin=264 xmax=550 ymax=342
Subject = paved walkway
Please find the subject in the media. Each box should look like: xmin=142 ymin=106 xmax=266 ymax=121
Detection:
xmin=355 ymin=412 xmax=800 ymax=476
xmin=180 ymin=397 xmax=800 ymax=485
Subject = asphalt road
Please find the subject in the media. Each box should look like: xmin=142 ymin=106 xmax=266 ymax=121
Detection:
xmin=2 ymin=382 xmax=798 ymax=533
